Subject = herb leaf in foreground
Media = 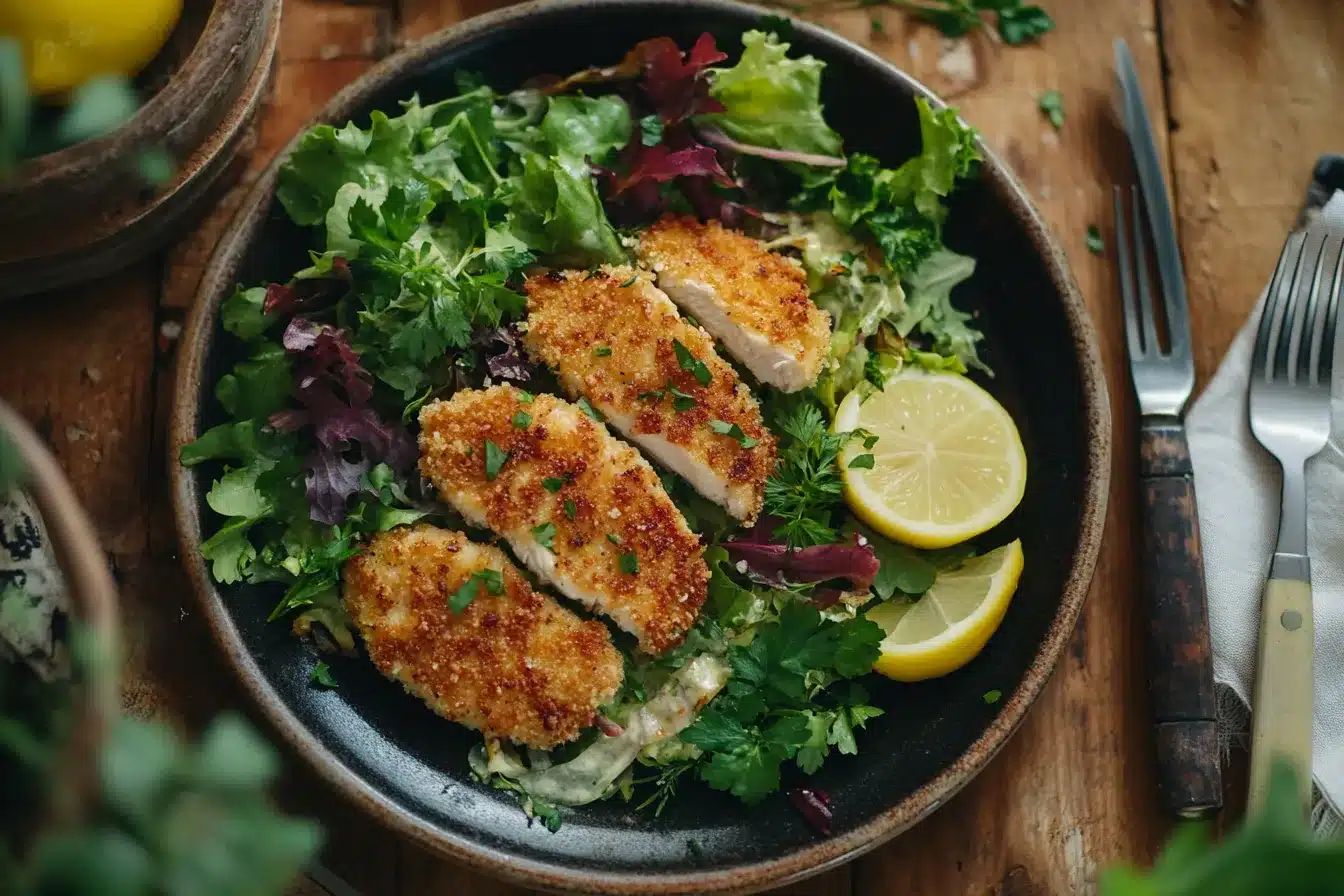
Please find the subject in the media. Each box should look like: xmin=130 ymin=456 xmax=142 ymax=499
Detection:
xmin=1098 ymin=760 xmax=1344 ymax=895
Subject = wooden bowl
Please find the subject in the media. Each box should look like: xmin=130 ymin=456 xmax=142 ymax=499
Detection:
xmin=170 ymin=1 xmax=1111 ymax=891
xmin=0 ymin=0 xmax=280 ymax=299
xmin=0 ymin=400 xmax=121 ymax=827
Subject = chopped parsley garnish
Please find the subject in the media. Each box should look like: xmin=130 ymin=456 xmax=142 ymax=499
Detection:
xmin=577 ymin=397 xmax=605 ymax=422
xmin=1086 ymin=225 xmax=1105 ymax=255
xmin=594 ymin=346 xmax=612 ymax=357
xmin=517 ymin=390 xmax=535 ymax=403
xmin=620 ymin=275 xmax=638 ymax=287
xmin=619 ymin=551 xmax=639 ymax=575
xmin=848 ymin=453 xmax=875 ymax=470
xmin=606 ymin=532 xmax=623 ymax=545
xmin=449 ymin=568 xmax=503 ymax=613
xmin=563 ymin=499 xmax=577 ymax=520
xmin=669 ymin=386 xmax=696 ymax=412
xmin=310 ymin=661 xmax=337 ymax=688
xmin=639 ymin=382 xmax=696 ymax=412
xmin=532 ymin=521 xmax=557 ymax=549
xmin=541 ymin=476 xmax=565 ymax=493
xmin=709 ymin=419 xmax=757 ymax=448
xmin=673 ymin=339 xmax=711 ymax=386
xmin=1038 ymin=90 xmax=1064 ymax=129
xmin=983 ymin=689 xmax=1003 ymax=705
xmin=484 ymin=439 xmax=509 ymax=480
xmin=512 ymin=411 xmax=532 ymax=428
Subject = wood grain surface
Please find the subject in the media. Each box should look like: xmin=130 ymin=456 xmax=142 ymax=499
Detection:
xmin=5 ymin=0 xmax=1343 ymax=893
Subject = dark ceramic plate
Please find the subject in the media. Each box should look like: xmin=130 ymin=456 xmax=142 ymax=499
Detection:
xmin=170 ymin=2 xmax=1110 ymax=891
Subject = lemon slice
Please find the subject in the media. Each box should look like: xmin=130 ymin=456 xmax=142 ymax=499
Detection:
xmin=866 ymin=540 xmax=1023 ymax=681
xmin=835 ymin=369 xmax=1026 ymax=549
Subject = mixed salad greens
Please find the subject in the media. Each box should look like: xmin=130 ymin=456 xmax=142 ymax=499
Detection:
xmin=182 ymin=26 xmax=986 ymax=826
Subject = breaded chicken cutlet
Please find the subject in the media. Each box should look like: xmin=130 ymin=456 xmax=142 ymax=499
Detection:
xmin=343 ymin=525 xmax=623 ymax=749
xmin=523 ymin=266 xmax=775 ymax=523
xmin=418 ymin=386 xmax=709 ymax=654
xmin=637 ymin=215 xmax=832 ymax=392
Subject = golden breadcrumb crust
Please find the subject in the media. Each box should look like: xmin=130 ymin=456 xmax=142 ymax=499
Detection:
xmin=418 ymin=386 xmax=709 ymax=654
xmin=523 ymin=266 xmax=774 ymax=522
xmin=637 ymin=215 xmax=832 ymax=385
xmin=343 ymin=525 xmax=623 ymax=749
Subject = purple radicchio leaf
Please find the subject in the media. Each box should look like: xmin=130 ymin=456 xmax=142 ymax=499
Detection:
xmin=787 ymin=787 xmax=833 ymax=837
xmin=272 ymin=317 xmax=414 ymax=525
xmin=473 ymin=323 xmax=538 ymax=384
xmin=725 ymin=522 xmax=880 ymax=594
xmin=263 ymin=257 xmax=350 ymax=316
xmin=304 ymin=449 xmax=371 ymax=526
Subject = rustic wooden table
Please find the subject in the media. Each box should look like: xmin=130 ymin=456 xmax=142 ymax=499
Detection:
xmin=3 ymin=0 xmax=1340 ymax=892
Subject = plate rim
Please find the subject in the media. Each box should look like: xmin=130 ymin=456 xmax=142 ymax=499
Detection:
xmin=168 ymin=2 xmax=1112 ymax=891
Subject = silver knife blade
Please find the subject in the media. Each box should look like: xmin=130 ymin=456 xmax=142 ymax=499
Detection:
xmin=304 ymin=860 xmax=364 ymax=896
xmin=1114 ymin=38 xmax=1192 ymax=358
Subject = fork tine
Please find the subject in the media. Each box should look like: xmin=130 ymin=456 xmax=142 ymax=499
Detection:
xmin=1275 ymin=229 xmax=1326 ymax=381
xmin=1298 ymin=230 xmax=1343 ymax=386
xmin=1315 ymin=230 xmax=1344 ymax=387
xmin=1294 ymin=231 xmax=1331 ymax=385
xmin=1253 ymin=231 xmax=1305 ymax=381
xmin=1113 ymin=187 xmax=1145 ymax=359
xmin=1127 ymin=187 xmax=1160 ymax=355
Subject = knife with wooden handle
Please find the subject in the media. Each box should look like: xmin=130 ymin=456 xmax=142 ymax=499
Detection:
xmin=1115 ymin=38 xmax=1223 ymax=820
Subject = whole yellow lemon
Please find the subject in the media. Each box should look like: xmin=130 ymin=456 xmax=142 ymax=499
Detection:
xmin=0 ymin=0 xmax=184 ymax=97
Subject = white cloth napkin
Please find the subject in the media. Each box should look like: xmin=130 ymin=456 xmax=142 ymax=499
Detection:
xmin=1187 ymin=193 xmax=1344 ymax=833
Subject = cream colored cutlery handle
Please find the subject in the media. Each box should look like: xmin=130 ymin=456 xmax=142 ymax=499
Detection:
xmin=1248 ymin=576 xmax=1314 ymax=814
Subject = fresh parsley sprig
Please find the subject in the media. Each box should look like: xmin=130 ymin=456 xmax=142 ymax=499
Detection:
xmin=762 ymin=398 xmax=854 ymax=548
xmin=679 ymin=602 xmax=885 ymax=804
xmin=863 ymin=0 xmax=1053 ymax=44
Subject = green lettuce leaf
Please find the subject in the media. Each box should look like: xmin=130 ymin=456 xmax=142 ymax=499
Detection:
xmin=702 ymin=30 xmax=843 ymax=157
xmin=540 ymin=95 xmax=632 ymax=175
xmin=793 ymin=98 xmax=979 ymax=276
xmin=893 ymin=248 xmax=982 ymax=370
xmin=503 ymin=150 xmax=625 ymax=266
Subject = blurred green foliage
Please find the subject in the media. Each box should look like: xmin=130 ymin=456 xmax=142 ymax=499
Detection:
xmin=0 ymin=37 xmax=169 ymax=182
xmin=1101 ymin=761 xmax=1344 ymax=895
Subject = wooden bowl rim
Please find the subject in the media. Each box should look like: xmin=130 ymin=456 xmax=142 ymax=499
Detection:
xmin=0 ymin=0 xmax=274 ymax=198
xmin=169 ymin=1 xmax=1112 ymax=891
xmin=0 ymin=6 xmax=281 ymax=299
xmin=0 ymin=401 xmax=121 ymax=731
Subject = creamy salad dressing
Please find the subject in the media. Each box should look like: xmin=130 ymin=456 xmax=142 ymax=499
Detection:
xmin=478 ymin=654 xmax=731 ymax=806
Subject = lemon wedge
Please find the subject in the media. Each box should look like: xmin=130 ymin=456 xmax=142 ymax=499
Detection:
xmin=1 ymin=0 xmax=183 ymax=96
xmin=866 ymin=540 xmax=1023 ymax=681
xmin=835 ymin=369 xmax=1026 ymax=549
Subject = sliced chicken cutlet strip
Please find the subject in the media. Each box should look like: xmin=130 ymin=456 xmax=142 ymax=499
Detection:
xmin=524 ymin=266 xmax=775 ymax=524
xmin=343 ymin=525 xmax=622 ymax=749
xmin=418 ymin=386 xmax=709 ymax=654
xmin=637 ymin=215 xmax=832 ymax=393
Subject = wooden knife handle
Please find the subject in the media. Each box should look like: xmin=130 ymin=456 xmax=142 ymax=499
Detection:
xmin=1139 ymin=419 xmax=1223 ymax=818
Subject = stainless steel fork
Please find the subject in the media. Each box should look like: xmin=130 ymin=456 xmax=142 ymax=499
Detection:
xmin=1247 ymin=222 xmax=1344 ymax=814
